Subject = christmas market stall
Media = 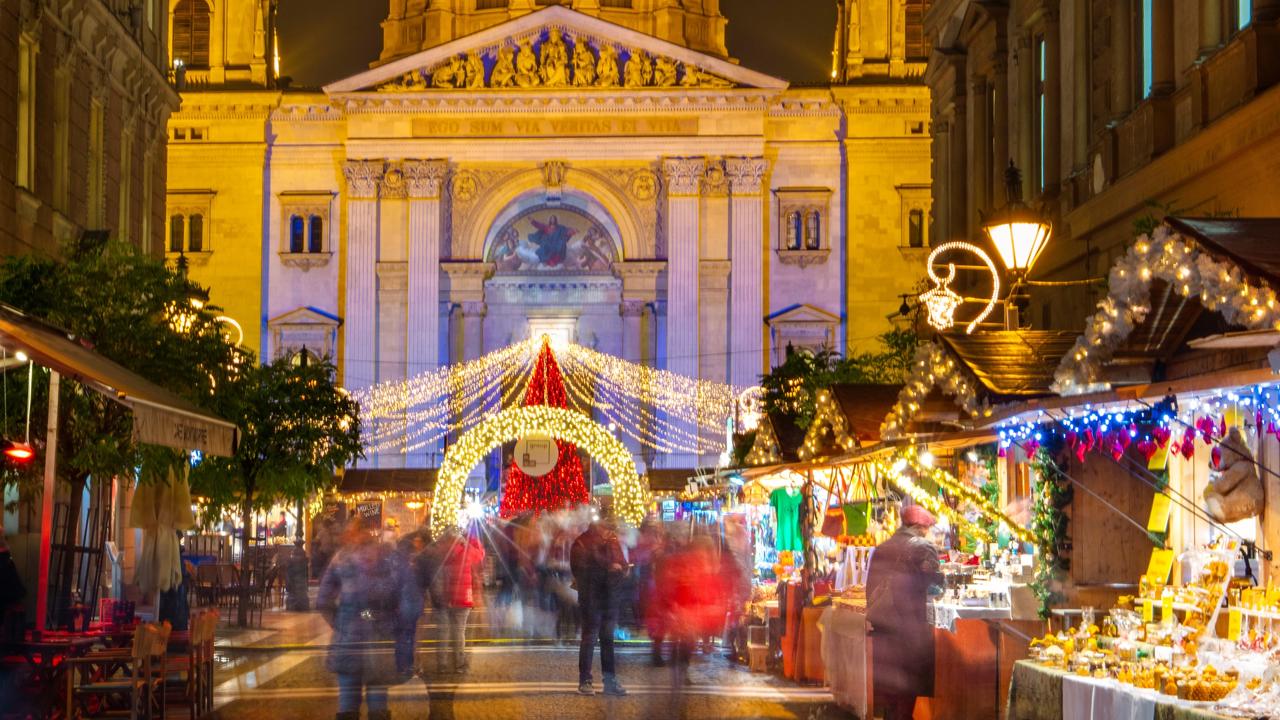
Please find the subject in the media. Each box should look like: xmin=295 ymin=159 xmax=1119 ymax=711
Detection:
xmin=995 ymin=219 xmax=1280 ymax=719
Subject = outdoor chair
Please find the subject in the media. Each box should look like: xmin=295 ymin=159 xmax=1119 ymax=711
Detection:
xmin=163 ymin=609 xmax=215 ymax=718
xmin=63 ymin=622 xmax=156 ymax=720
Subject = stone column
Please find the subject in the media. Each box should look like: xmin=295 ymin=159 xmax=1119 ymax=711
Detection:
xmin=726 ymin=157 xmax=767 ymax=389
xmin=968 ymin=76 xmax=989 ymax=220
xmin=460 ymin=301 xmax=486 ymax=361
xmin=405 ymin=160 xmax=448 ymax=378
xmin=662 ymin=157 xmax=704 ymax=381
xmin=1151 ymin=1 xmax=1175 ymax=96
xmin=342 ymin=160 xmax=383 ymax=392
xmin=992 ymin=60 xmax=1010 ymax=199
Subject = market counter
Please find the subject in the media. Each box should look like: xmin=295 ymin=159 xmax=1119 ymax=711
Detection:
xmin=823 ymin=602 xmax=1040 ymax=720
xmin=1006 ymin=661 xmax=1235 ymax=720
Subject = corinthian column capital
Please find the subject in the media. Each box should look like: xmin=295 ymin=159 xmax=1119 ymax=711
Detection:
xmin=725 ymin=156 xmax=769 ymax=195
xmin=662 ymin=157 xmax=705 ymax=197
xmin=404 ymin=159 xmax=449 ymax=199
xmin=344 ymin=159 xmax=384 ymax=199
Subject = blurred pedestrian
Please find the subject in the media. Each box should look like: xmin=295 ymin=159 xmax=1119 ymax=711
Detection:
xmin=438 ymin=525 xmax=486 ymax=673
xmin=635 ymin=523 xmax=668 ymax=666
xmin=318 ymin=517 xmax=419 ymax=720
xmin=659 ymin=534 xmax=725 ymax=685
xmin=570 ymin=507 xmax=627 ymax=696
xmin=865 ymin=505 xmax=943 ymax=720
xmin=0 ymin=534 xmax=25 ymax=641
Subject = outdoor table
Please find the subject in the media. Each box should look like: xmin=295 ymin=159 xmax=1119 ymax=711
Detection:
xmin=1006 ymin=660 xmax=1235 ymax=720
xmin=929 ymin=600 xmax=1013 ymax=631
xmin=2 ymin=635 xmax=99 ymax=719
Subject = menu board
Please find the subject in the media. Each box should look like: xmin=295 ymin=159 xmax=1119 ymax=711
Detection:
xmin=354 ymin=500 xmax=383 ymax=529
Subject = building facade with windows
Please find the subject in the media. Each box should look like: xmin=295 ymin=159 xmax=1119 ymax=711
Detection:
xmin=1 ymin=0 xmax=178 ymax=258
xmin=166 ymin=0 xmax=932 ymax=470
xmin=923 ymin=0 xmax=1280 ymax=329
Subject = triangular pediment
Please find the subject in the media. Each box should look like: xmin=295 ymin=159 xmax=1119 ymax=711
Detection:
xmin=324 ymin=6 xmax=787 ymax=95
xmin=766 ymin=304 xmax=841 ymax=326
xmin=268 ymin=306 xmax=341 ymax=329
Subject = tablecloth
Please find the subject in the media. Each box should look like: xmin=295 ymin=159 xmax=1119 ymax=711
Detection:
xmin=929 ymin=602 xmax=1013 ymax=632
xmin=819 ymin=604 xmax=870 ymax=718
xmin=1007 ymin=661 xmax=1234 ymax=720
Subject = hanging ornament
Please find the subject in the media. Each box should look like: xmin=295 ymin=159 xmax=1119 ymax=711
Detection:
xmin=1211 ymin=444 xmax=1223 ymax=470
xmin=1153 ymin=426 xmax=1171 ymax=448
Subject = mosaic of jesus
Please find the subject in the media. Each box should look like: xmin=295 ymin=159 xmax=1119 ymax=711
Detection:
xmin=488 ymin=206 xmax=618 ymax=273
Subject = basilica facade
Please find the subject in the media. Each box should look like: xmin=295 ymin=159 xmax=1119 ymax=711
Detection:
xmin=166 ymin=0 xmax=932 ymax=471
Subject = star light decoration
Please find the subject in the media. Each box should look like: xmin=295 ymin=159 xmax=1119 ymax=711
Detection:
xmin=880 ymin=342 xmax=991 ymax=440
xmin=430 ymin=404 xmax=647 ymax=536
xmin=919 ymin=241 xmax=1001 ymax=334
xmin=1053 ymin=223 xmax=1280 ymax=394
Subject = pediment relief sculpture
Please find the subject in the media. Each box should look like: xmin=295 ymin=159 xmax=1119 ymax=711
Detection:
xmin=377 ymin=27 xmax=734 ymax=92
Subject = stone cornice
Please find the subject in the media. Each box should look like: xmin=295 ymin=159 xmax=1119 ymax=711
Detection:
xmin=441 ymin=261 xmax=497 ymax=278
xmin=333 ymin=89 xmax=778 ymax=115
xmin=612 ymin=260 xmax=667 ymax=277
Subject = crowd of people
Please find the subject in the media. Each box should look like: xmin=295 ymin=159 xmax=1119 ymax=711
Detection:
xmin=314 ymin=504 xmax=751 ymax=718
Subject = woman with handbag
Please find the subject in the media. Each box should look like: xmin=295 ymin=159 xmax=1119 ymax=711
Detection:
xmin=318 ymin=517 xmax=420 ymax=720
xmin=864 ymin=505 xmax=943 ymax=720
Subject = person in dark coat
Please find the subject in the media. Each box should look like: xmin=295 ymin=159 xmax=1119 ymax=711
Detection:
xmin=865 ymin=505 xmax=943 ymax=720
xmin=570 ymin=508 xmax=628 ymax=697
xmin=0 ymin=534 xmax=25 ymax=634
xmin=318 ymin=518 xmax=420 ymax=720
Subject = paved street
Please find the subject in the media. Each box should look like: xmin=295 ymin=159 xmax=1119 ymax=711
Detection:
xmin=209 ymin=607 xmax=843 ymax=720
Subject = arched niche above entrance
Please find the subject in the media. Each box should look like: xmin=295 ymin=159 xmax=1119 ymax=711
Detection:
xmin=482 ymin=192 xmax=623 ymax=274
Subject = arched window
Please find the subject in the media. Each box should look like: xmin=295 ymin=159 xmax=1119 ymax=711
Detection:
xmin=308 ymin=215 xmax=324 ymax=253
xmin=289 ymin=215 xmax=305 ymax=253
xmin=169 ymin=215 xmax=184 ymax=253
xmin=172 ymin=0 xmax=211 ymax=68
xmin=805 ymin=211 xmax=821 ymax=250
xmin=289 ymin=348 xmax=317 ymax=368
xmin=188 ymin=214 xmax=204 ymax=252
xmin=786 ymin=211 xmax=802 ymax=250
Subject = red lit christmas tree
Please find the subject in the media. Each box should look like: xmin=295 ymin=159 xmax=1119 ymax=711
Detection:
xmin=499 ymin=340 xmax=590 ymax=517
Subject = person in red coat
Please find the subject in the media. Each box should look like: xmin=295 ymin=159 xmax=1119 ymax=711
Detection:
xmin=658 ymin=535 xmax=726 ymax=685
xmin=437 ymin=526 xmax=486 ymax=673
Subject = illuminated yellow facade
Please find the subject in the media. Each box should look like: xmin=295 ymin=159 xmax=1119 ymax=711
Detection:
xmin=166 ymin=1 xmax=932 ymax=470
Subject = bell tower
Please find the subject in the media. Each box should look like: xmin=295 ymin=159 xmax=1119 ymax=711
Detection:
xmin=169 ymin=0 xmax=279 ymax=87
xmin=378 ymin=0 xmax=729 ymax=66
xmin=832 ymin=0 xmax=931 ymax=81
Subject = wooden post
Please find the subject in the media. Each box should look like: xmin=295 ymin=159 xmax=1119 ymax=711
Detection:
xmin=36 ymin=371 xmax=60 ymax=632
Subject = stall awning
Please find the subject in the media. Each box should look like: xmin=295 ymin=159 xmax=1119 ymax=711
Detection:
xmin=1168 ymin=216 xmax=1280 ymax=286
xmin=339 ymin=468 xmax=437 ymax=494
xmin=939 ymin=331 xmax=1077 ymax=397
xmin=0 ymin=303 xmax=237 ymax=456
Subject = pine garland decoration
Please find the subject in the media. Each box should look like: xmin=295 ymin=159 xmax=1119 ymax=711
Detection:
xmin=1030 ymin=447 xmax=1072 ymax=618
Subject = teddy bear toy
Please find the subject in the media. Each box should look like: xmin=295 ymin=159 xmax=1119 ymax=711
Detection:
xmin=1204 ymin=426 xmax=1264 ymax=524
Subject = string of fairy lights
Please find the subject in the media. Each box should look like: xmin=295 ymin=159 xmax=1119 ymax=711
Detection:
xmin=353 ymin=337 xmax=751 ymax=456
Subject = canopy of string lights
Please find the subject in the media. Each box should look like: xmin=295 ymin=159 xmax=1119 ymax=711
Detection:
xmin=353 ymin=337 xmax=756 ymax=456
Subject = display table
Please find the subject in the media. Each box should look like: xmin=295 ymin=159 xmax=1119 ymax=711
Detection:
xmin=1006 ymin=661 xmax=1235 ymax=720
xmin=820 ymin=601 xmax=871 ymax=718
xmin=929 ymin=601 xmax=1013 ymax=632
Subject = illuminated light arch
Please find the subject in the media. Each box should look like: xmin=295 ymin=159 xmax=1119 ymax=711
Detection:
xmin=431 ymin=405 xmax=647 ymax=536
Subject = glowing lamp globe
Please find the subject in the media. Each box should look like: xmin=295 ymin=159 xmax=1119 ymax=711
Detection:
xmin=982 ymin=161 xmax=1052 ymax=277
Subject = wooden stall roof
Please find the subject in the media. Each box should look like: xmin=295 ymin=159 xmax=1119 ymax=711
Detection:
xmin=646 ymin=468 xmax=697 ymax=492
xmin=339 ymin=468 xmax=437 ymax=494
xmin=830 ymin=384 xmax=904 ymax=443
xmin=938 ymin=331 xmax=1076 ymax=397
xmin=1169 ymin=216 xmax=1280 ymax=285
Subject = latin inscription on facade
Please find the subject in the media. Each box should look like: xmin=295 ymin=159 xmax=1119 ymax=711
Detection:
xmin=412 ymin=116 xmax=697 ymax=137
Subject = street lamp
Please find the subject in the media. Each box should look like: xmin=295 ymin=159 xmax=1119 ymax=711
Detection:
xmin=920 ymin=161 xmax=1054 ymax=332
xmin=981 ymin=161 xmax=1053 ymax=281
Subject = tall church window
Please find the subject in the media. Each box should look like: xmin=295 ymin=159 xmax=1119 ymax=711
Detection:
xmin=786 ymin=212 xmax=802 ymax=250
xmin=172 ymin=0 xmax=211 ymax=68
xmin=308 ymin=216 xmax=324 ymax=253
xmin=805 ymin=211 xmax=822 ymax=250
xmin=1234 ymin=0 xmax=1253 ymax=30
xmin=1034 ymin=35 xmax=1047 ymax=193
xmin=908 ymin=209 xmax=924 ymax=248
xmin=904 ymin=0 xmax=932 ymax=60
xmin=1138 ymin=0 xmax=1154 ymax=99
xmin=187 ymin=214 xmax=204 ymax=252
xmin=289 ymin=215 xmax=306 ymax=253
xmin=170 ymin=215 xmax=185 ymax=253
xmin=16 ymin=37 xmax=35 ymax=191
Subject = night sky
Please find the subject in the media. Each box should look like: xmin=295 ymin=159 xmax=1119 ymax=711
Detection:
xmin=276 ymin=0 xmax=836 ymax=88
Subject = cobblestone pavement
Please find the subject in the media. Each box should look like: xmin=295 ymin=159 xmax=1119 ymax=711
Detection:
xmin=209 ymin=607 xmax=847 ymax=720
